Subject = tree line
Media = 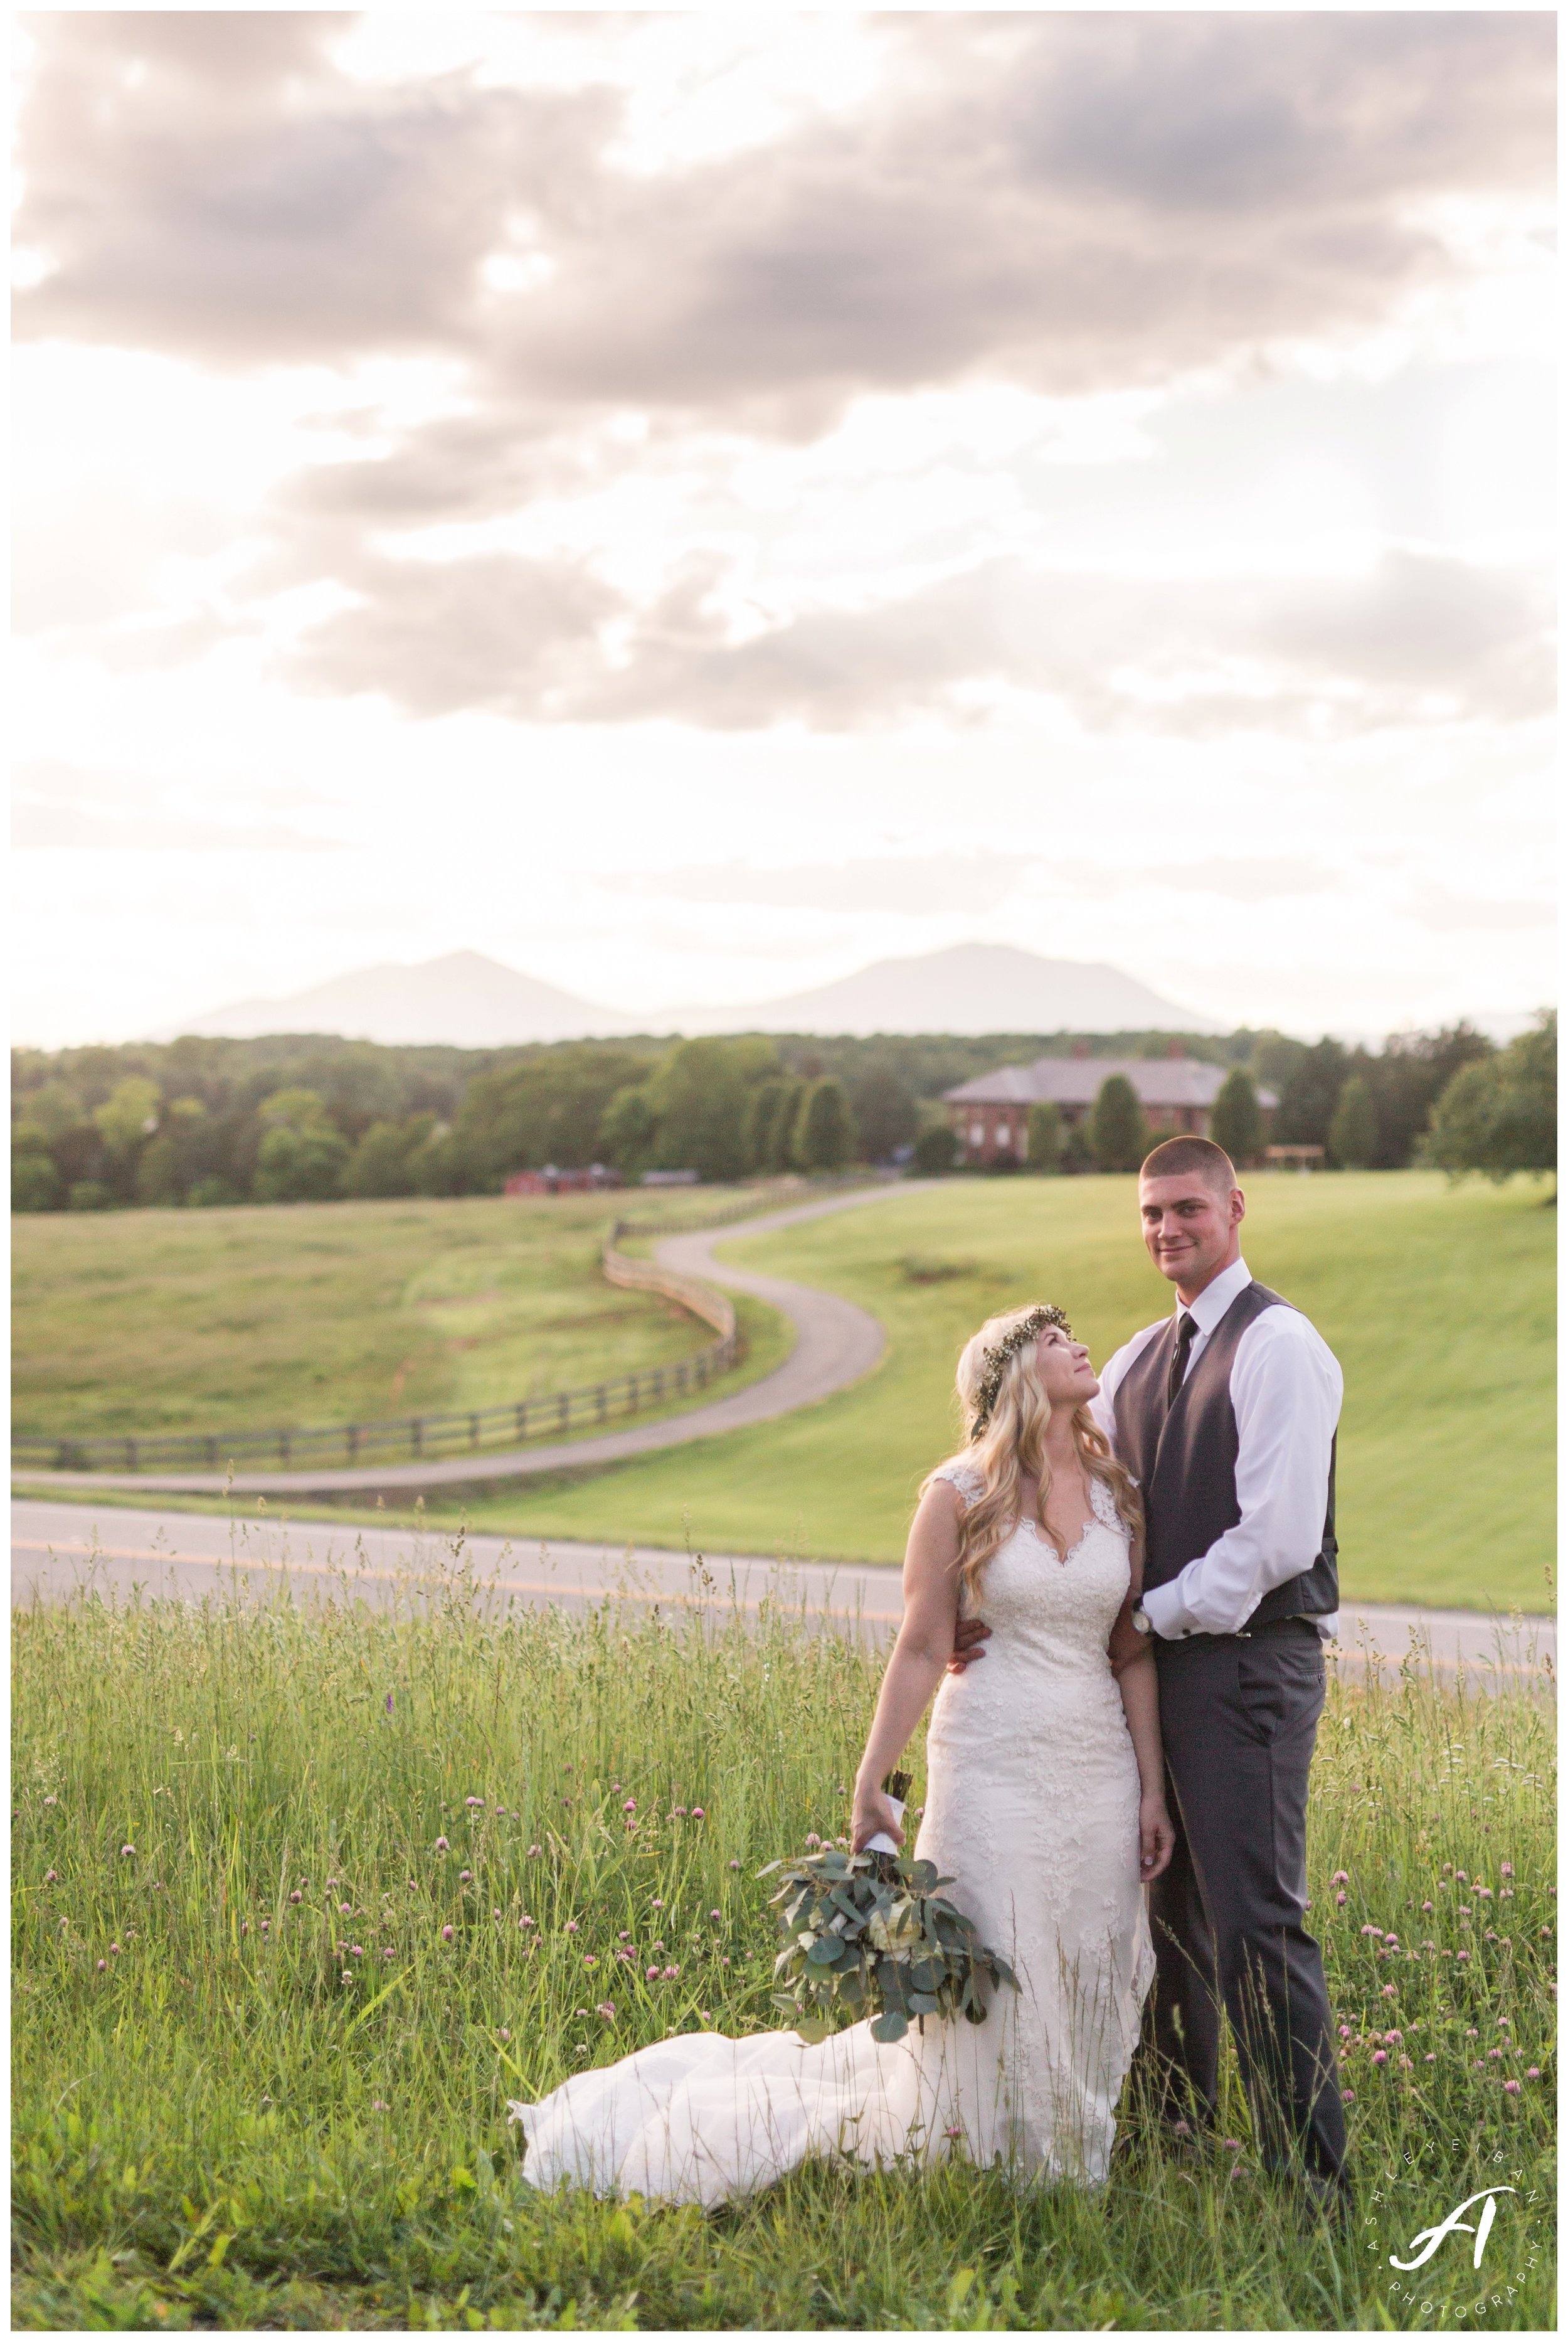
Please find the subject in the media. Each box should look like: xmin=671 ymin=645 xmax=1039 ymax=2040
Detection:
xmin=9 ymin=1014 xmax=1553 ymax=1211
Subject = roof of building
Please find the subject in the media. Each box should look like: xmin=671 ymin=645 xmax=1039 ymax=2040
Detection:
xmin=943 ymin=1057 xmax=1277 ymax=1110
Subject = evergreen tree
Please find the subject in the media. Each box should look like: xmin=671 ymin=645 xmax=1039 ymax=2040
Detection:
xmin=792 ymin=1077 xmax=856 ymax=1171
xmin=1089 ymin=1075 xmax=1146 ymax=1173
xmin=1026 ymin=1100 xmax=1064 ymax=1174
xmin=1327 ymin=1075 xmax=1379 ymax=1169
xmin=1210 ymin=1068 xmax=1263 ymax=1166
xmin=743 ymin=1078 xmax=792 ymax=1173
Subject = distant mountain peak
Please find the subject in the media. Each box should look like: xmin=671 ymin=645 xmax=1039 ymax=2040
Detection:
xmin=157 ymin=941 xmax=1221 ymax=1048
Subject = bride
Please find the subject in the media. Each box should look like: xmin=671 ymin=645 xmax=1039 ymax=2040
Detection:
xmin=509 ymin=1302 xmax=1173 ymax=2207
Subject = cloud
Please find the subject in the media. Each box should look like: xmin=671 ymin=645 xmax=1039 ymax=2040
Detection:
xmin=603 ymin=853 xmax=1033 ymax=917
xmin=10 ymin=762 xmax=342 ymax=853
xmin=284 ymin=541 xmax=1554 ymax=737
xmin=16 ymin=14 xmax=1552 ymax=418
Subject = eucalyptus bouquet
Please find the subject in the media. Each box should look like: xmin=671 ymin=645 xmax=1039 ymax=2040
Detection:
xmin=760 ymin=1774 xmax=1017 ymax=2045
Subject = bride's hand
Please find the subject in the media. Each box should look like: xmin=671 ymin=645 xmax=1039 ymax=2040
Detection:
xmin=1139 ymin=1792 xmax=1175 ymax=1881
xmin=850 ymin=1784 xmax=904 ymax=1854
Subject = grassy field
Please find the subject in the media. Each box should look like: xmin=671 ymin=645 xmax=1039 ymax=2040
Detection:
xmin=10 ymin=1192 xmax=783 ymax=1444
xmin=423 ymin=1172 xmax=1554 ymax=1612
xmin=11 ymin=1565 xmax=1555 ymax=2330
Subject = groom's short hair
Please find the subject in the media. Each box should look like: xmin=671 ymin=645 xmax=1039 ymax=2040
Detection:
xmin=1140 ymin=1136 xmax=1237 ymax=1192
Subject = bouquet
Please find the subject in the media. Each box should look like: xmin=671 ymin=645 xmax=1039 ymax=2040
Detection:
xmin=760 ymin=1773 xmax=1017 ymax=2045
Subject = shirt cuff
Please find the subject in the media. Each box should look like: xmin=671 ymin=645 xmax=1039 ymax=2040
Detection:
xmin=1140 ymin=1581 xmax=1196 ymax=1640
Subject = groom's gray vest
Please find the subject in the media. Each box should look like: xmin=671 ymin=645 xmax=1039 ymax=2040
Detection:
xmin=1113 ymin=1281 xmax=1339 ymax=1631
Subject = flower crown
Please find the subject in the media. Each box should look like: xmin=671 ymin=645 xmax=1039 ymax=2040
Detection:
xmin=968 ymin=1304 xmax=1073 ymax=1439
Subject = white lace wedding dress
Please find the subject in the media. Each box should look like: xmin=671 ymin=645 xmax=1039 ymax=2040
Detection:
xmin=509 ymin=1466 xmax=1154 ymax=2206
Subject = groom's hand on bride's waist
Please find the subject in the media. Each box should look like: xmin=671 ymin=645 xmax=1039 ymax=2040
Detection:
xmin=946 ymin=1618 xmax=992 ymax=1673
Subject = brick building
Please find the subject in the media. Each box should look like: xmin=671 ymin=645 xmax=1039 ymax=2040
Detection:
xmin=943 ymin=1049 xmax=1275 ymax=1167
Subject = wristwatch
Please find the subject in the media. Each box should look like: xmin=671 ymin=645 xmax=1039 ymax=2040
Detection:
xmin=1131 ymin=1605 xmax=1152 ymax=1636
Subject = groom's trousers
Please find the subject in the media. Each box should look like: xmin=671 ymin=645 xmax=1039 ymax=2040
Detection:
xmin=1137 ymin=1617 xmax=1347 ymax=2188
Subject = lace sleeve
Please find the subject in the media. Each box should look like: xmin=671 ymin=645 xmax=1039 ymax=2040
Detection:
xmin=930 ymin=1459 xmax=985 ymax=1509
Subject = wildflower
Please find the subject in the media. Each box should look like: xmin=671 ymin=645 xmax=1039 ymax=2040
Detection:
xmin=1399 ymin=2057 xmax=1412 ymax=2071
xmin=647 ymin=1965 xmax=660 ymax=1981
xmin=326 ymin=1878 xmax=339 ymax=1890
xmin=1421 ymin=1901 xmax=1433 ymax=1913
xmin=120 ymin=1844 xmax=135 ymax=1858
xmin=1385 ymin=2029 xmax=1403 ymax=2043
xmin=652 ymin=1940 xmax=665 ymax=1952
xmin=805 ymin=1833 xmax=822 ymax=1849
xmin=584 ymin=1954 xmax=598 ymax=1968
xmin=1424 ymin=2054 xmax=1436 ymax=2063
xmin=442 ymin=1925 xmax=455 ymax=1942
xmin=710 ymin=1908 xmax=721 ymax=1921
xmin=616 ymin=1948 xmax=633 ymax=1964
xmin=596 ymin=2001 xmax=617 ymax=2020
xmin=1338 ymin=2025 xmax=1352 ymax=2040
xmin=289 ymin=1890 xmax=302 ymax=1903
xmin=109 ymin=1942 xmax=122 ymax=1956
xmin=651 ymin=1898 xmax=665 ymax=1910
xmin=1360 ymin=1924 xmax=1380 ymax=1937
xmin=1526 ymin=2067 xmax=1540 ymax=2080
xmin=721 ymin=1956 xmax=731 ymax=1967
xmin=1458 ymin=1905 xmax=1473 ymax=1917
xmin=371 ymin=2099 xmax=388 ymax=2110
xmin=1335 ymin=1893 xmax=1347 ymax=1907
xmin=386 ymin=1694 xmax=394 ymax=1715
xmin=466 ymin=1796 xmax=484 ymax=1808
xmin=519 ymin=1915 xmax=535 ymax=1930
xmin=97 ymin=1959 xmax=107 ymax=1971
xmin=1223 ymin=2137 xmax=1241 ymax=2151
xmin=1487 ymin=2048 xmax=1503 ymax=2060
xmin=382 ymin=1948 xmax=394 ymax=1961
xmin=43 ymin=1795 xmax=56 ymax=1807
xmin=664 ymin=1963 xmax=680 ymax=1978
xmin=623 ymin=1799 xmax=636 ymax=1814
xmin=1372 ymin=2050 xmax=1387 ymax=2066
xmin=1456 ymin=1950 xmax=1470 ymax=1961
xmin=43 ymin=1869 xmax=56 ymax=1885
xmin=339 ymin=1901 xmax=351 ymax=1914
xmin=1331 ymin=1870 xmax=1348 ymax=1885
xmin=1478 ymin=1886 xmax=1493 ymax=1900
xmin=1503 ymin=2077 xmax=1522 ymax=2096
xmin=434 ymin=1837 xmax=448 ymax=1853
xmin=699 ymin=2009 xmax=712 ymax=2024
xmin=1540 ymin=1925 xmax=1552 ymax=1937
xmin=566 ymin=1920 xmax=579 ymax=1934
xmin=350 ymin=1944 xmax=364 ymax=1957
xmin=527 ymin=1845 xmax=542 ymax=1858
xmin=1381 ymin=1985 xmax=1397 ymax=1999
xmin=729 ymin=1860 xmax=741 ymax=1871
xmin=493 ymin=1908 xmax=501 ymax=1920
xmin=460 ymin=1870 xmax=472 ymax=1884
xmin=1173 ymin=2120 xmax=1192 ymax=2137
xmin=1498 ymin=2017 xmax=1512 ymax=2030
xmin=672 ymin=1806 xmax=687 ymax=1818
xmin=691 ymin=1807 xmax=705 ymax=1820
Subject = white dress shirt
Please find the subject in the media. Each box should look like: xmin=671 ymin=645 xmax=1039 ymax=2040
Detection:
xmin=1089 ymin=1255 xmax=1342 ymax=1641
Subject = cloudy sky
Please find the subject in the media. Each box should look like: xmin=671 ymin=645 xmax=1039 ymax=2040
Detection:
xmin=12 ymin=10 xmax=1556 ymax=1046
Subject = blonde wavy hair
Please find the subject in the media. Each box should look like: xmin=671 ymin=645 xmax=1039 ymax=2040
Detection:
xmin=922 ymin=1302 xmax=1143 ymax=1612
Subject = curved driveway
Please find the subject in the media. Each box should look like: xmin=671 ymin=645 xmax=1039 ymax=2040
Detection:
xmin=14 ymin=1184 xmax=919 ymax=1500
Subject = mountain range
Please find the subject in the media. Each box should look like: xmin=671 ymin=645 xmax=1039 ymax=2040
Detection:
xmin=159 ymin=944 xmax=1224 ymax=1047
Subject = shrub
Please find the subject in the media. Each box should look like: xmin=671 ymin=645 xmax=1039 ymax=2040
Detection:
xmin=340 ymin=1115 xmax=434 ymax=1200
xmin=1025 ymin=1101 xmax=1064 ymax=1173
xmin=913 ymin=1124 xmax=958 ymax=1176
xmin=1089 ymin=1075 xmax=1146 ymax=1173
xmin=11 ymin=1152 xmax=62 ymax=1212
xmin=186 ymin=1176 xmax=243 ymax=1208
xmin=66 ymin=1179 xmax=114 ymax=1211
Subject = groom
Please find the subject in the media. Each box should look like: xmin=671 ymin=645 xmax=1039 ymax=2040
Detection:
xmin=951 ymin=1134 xmax=1347 ymax=2204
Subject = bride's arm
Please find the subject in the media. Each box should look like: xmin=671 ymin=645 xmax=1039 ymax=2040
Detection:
xmin=850 ymin=1482 xmax=963 ymax=1853
xmin=1115 ymin=1653 xmax=1175 ymax=1881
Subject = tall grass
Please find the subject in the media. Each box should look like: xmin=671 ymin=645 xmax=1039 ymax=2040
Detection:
xmin=12 ymin=1544 xmax=1555 ymax=2329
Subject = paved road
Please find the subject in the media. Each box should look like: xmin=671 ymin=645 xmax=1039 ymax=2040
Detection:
xmin=14 ymin=1184 xmax=917 ymax=1501
xmin=12 ymin=1501 xmax=1553 ymax=1685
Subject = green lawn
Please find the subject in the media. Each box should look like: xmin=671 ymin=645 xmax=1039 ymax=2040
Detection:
xmin=11 ymin=1573 xmax=1555 ymax=2329
xmin=10 ymin=1192 xmax=771 ymax=1444
xmin=433 ymin=1172 xmax=1554 ymax=1611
